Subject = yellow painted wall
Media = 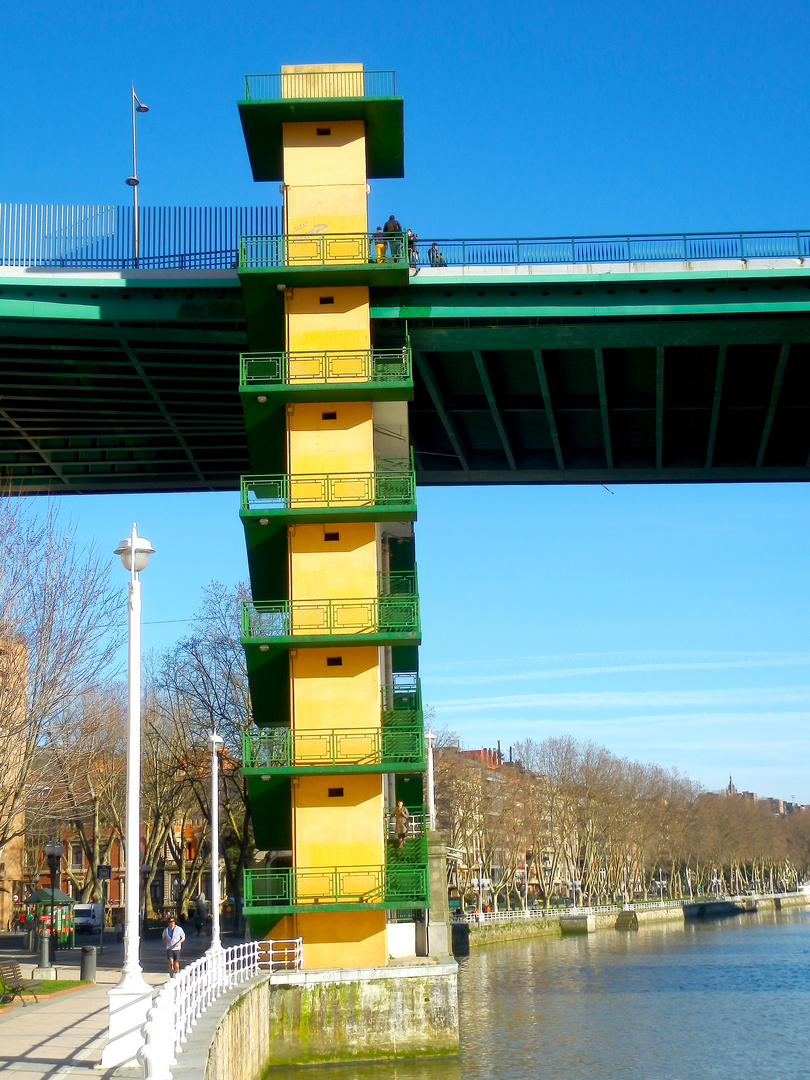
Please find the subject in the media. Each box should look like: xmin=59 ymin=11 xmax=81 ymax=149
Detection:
xmin=274 ymin=85 xmax=393 ymax=970
xmin=297 ymin=910 xmax=386 ymax=969
xmin=288 ymin=401 xmax=374 ymax=474
xmin=280 ymin=64 xmax=365 ymax=102
xmin=271 ymin=910 xmax=386 ymax=969
xmin=291 ymin=647 xmax=379 ymax=734
xmin=289 ymin=522 xmax=376 ymax=601
xmin=283 ymin=121 xmax=367 ymax=237
xmin=286 ymin=286 xmax=370 ymax=354
xmin=294 ymin=773 xmax=383 ymax=869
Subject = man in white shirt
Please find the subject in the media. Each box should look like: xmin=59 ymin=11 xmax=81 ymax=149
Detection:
xmin=162 ymin=915 xmax=186 ymax=976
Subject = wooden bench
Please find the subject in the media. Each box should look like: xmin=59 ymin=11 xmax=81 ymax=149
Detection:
xmin=0 ymin=961 xmax=39 ymax=1005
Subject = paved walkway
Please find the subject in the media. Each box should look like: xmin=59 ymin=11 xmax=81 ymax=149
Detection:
xmin=0 ymin=930 xmax=218 ymax=1079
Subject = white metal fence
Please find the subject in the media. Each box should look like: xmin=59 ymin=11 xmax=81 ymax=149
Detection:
xmin=460 ymin=891 xmax=807 ymax=925
xmin=138 ymin=938 xmax=302 ymax=1080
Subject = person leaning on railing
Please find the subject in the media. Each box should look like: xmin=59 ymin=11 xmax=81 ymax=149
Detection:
xmin=407 ymin=229 xmax=420 ymax=274
xmin=373 ymin=227 xmax=387 ymax=264
xmin=383 ymin=214 xmax=403 ymax=259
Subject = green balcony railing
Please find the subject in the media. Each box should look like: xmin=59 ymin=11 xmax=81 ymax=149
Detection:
xmin=238 ymin=232 xmax=407 ymax=271
xmin=241 ymin=593 xmax=420 ymax=643
xmin=243 ymin=863 xmax=428 ymax=912
xmin=240 ymin=463 xmax=415 ymax=514
xmin=382 ymin=673 xmax=423 ymax=725
xmin=244 ymin=70 xmax=397 ymax=101
xmin=243 ymin=723 xmax=425 ymax=771
xmin=239 ymin=348 xmax=411 ymax=388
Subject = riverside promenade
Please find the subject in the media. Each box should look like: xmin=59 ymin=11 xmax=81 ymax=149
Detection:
xmin=0 ymin=930 xmax=213 ymax=1079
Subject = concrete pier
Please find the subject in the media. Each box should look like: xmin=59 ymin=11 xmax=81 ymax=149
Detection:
xmin=176 ymin=962 xmax=459 ymax=1078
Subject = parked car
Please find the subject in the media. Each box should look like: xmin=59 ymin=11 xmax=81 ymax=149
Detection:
xmin=73 ymin=902 xmax=104 ymax=934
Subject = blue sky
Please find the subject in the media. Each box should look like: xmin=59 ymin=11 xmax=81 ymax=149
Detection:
xmin=3 ymin=0 xmax=810 ymax=799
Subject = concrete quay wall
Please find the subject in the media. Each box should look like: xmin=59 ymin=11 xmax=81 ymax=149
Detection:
xmin=179 ymin=963 xmax=459 ymax=1080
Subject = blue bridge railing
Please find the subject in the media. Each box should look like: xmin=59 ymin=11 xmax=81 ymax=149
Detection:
xmin=410 ymin=230 xmax=810 ymax=269
xmin=0 ymin=204 xmax=280 ymax=270
xmin=2 ymin=209 xmax=808 ymax=272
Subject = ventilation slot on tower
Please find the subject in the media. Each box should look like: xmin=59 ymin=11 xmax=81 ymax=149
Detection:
xmin=324 ymin=532 xmax=340 ymax=542
xmin=316 ymin=127 xmax=331 ymax=136
xmin=328 ymin=787 xmax=344 ymax=798
xmin=326 ymin=656 xmax=343 ymax=667
xmin=322 ymin=411 xmax=337 ymax=420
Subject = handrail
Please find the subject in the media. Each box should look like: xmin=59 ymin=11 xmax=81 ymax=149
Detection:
xmin=244 ymin=70 xmax=397 ymax=101
xmin=243 ymin=723 xmax=425 ymax=769
xmin=243 ymin=865 xmax=428 ymax=908
xmin=411 ymin=230 xmax=810 ymax=269
xmin=238 ymin=231 xmax=408 ymax=270
xmin=239 ymin=347 xmax=411 ymax=387
xmin=240 ymin=465 xmax=415 ymax=512
xmin=241 ymin=590 xmax=420 ymax=641
xmin=138 ymin=938 xmax=302 ymax=1080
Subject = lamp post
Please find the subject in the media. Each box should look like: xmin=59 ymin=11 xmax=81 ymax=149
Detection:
xmin=210 ymin=731 xmax=224 ymax=953
xmin=425 ymin=729 xmax=436 ymax=831
xmin=44 ymin=840 xmax=63 ymax=966
xmin=125 ymin=84 xmax=149 ymax=268
xmin=524 ymin=850 xmax=533 ymax=909
xmin=101 ymin=523 xmax=155 ymax=1070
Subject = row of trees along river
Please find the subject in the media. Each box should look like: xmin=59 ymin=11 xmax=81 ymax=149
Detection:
xmin=2 ymin=499 xmax=808 ymax=924
xmin=0 ymin=496 xmax=254 ymax=923
xmin=434 ymin=738 xmax=810 ymax=910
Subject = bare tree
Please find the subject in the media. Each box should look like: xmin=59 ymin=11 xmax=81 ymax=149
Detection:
xmin=0 ymin=498 xmax=122 ymax=879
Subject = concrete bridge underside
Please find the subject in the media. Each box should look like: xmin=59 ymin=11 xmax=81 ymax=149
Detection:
xmin=0 ymin=263 xmax=808 ymax=493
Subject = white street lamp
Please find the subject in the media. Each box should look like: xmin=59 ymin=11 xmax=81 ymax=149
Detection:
xmin=425 ymin=729 xmax=436 ymax=831
xmin=102 ymin=523 xmax=155 ymax=1070
xmin=210 ymin=731 xmax=224 ymax=953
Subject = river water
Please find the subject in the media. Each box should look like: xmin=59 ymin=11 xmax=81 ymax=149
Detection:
xmin=275 ymin=908 xmax=810 ymax=1080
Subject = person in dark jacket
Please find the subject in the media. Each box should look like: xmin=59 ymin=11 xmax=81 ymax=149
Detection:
xmin=407 ymin=229 xmax=420 ymax=273
xmin=384 ymin=215 xmax=403 ymax=259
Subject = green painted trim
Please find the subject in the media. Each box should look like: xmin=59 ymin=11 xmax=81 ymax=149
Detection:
xmin=237 ymin=97 xmax=404 ymax=179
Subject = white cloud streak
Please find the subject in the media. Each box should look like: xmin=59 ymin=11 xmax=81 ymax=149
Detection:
xmin=423 ymin=651 xmax=810 ymax=686
xmin=433 ymin=686 xmax=810 ymax=713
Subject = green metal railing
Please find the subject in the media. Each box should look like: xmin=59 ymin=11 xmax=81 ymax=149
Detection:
xmin=382 ymin=673 xmax=422 ymax=724
xmin=243 ymin=723 xmax=425 ymax=769
xmin=239 ymin=348 xmax=411 ymax=388
xmin=243 ymin=864 xmax=428 ymax=910
xmin=240 ymin=463 xmax=415 ymax=513
xmin=244 ymin=71 xmax=397 ymax=101
xmin=238 ymin=232 xmax=407 ymax=270
xmin=241 ymin=593 xmax=420 ymax=641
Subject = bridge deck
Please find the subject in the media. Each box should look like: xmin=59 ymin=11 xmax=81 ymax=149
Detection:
xmin=0 ymin=252 xmax=808 ymax=493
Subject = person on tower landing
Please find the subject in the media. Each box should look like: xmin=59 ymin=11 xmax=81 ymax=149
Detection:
xmin=384 ymin=214 xmax=403 ymax=259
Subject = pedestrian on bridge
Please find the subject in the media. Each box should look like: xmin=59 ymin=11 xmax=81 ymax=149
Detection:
xmin=384 ymin=214 xmax=403 ymax=259
xmin=162 ymin=915 xmax=185 ymax=976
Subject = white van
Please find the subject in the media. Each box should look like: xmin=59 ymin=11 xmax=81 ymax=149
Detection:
xmin=73 ymin=902 xmax=104 ymax=934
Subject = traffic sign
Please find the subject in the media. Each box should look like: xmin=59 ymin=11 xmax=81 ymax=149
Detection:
xmin=97 ymin=865 xmax=112 ymax=880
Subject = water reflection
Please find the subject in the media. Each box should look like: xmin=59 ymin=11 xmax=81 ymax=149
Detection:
xmin=266 ymin=909 xmax=810 ymax=1080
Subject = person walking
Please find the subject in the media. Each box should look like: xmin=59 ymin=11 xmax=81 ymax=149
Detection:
xmin=162 ymin=915 xmax=186 ymax=976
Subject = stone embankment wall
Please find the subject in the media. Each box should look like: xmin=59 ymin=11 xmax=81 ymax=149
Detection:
xmin=465 ymin=917 xmax=561 ymax=948
xmin=201 ymin=964 xmax=459 ymax=1078
xmin=462 ymin=897 xmax=810 ymax=949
